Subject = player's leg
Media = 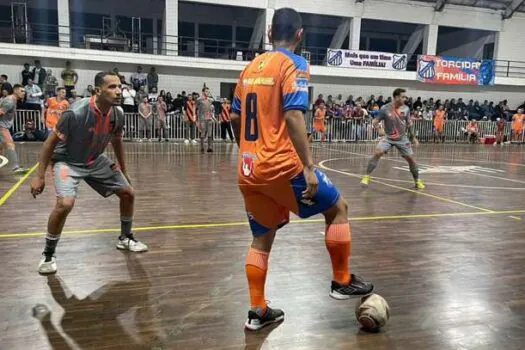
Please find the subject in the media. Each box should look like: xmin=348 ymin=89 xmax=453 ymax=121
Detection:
xmin=397 ymin=140 xmax=425 ymax=189
xmin=206 ymin=121 xmax=213 ymax=152
xmin=199 ymin=122 xmax=205 ymax=152
xmin=0 ymin=127 xmax=27 ymax=173
xmin=38 ymin=162 xmax=81 ymax=274
xmin=361 ymin=139 xmax=390 ymax=185
xmin=241 ymin=187 xmax=287 ymax=331
xmin=85 ymin=156 xmax=148 ymax=252
xmin=286 ymin=170 xmax=374 ymax=298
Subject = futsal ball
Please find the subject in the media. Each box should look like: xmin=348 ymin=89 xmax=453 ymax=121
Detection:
xmin=355 ymin=293 xmax=390 ymax=332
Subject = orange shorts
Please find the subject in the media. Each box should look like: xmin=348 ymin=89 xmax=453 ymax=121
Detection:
xmin=239 ymin=169 xmax=341 ymax=236
xmin=434 ymin=123 xmax=444 ymax=133
xmin=314 ymin=122 xmax=326 ymax=133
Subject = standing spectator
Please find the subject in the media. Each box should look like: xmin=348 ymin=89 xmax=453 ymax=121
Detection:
xmin=147 ymin=67 xmax=158 ymax=92
xmin=113 ymin=67 xmax=126 ymax=84
xmin=376 ymin=95 xmax=385 ymax=108
xmin=156 ymin=96 xmax=168 ymax=142
xmin=165 ymin=92 xmax=174 ymax=112
xmin=413 ymin=97 xmax=423 ymax=110
xmin=21 ymin=63 xmax=33 ymax=86
xmin=148 ymin=87 xmax=159 ymax=116
xmin=183 ymin=94 xmax=197 ymax=144
xmin=314 ymin=94 xmax=325 ymax=108
xmin=24 ymin=79 xmax=43 ymax=111
xmin=138 ymin=97 xmax=152 ymax=141
xmin=32 ymin=60 xmax=47 ymax=91
xmin=196 ymin=87 xmax=215 ymax=153
xmin=42 ymin=87 xmax=69 ymax=136
xmin=130 ymin=65 xmax=148 ymax=92
xmin=220 ymin=98 xmax=234 ymax=142
xmin=44 ymin=70 xmax=58 ymax=97
xmin=135 ymin=86 xmax=147 ymax=107
xmin=0 ymin=74 xmax=13 ymax=95
xmin=334 ymin=94 xmax=343 ymax=106
xmin=345 ymin=95 xmax=354 ymax=107
xmin=122 ymin=85 xmax=136 ymax=113
xmin=61 ymin=61 xmax=78 ymax=99
xmin=82 ymin=85 xmax=94 ymax=98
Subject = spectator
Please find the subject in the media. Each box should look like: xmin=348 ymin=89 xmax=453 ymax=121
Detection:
xmin=135 ymin=85 xmax=148 ymax=107
xmin=334 ymin=94 xmax=343 ymax=106
xmin=21 ymin=63 xmax=33 ymax=86
xmin=466 ymin=120 xmax=479 ymax=143
xmin=345 ymin=95 xmax=354 ymax=107
xmin=183 ymin=93 xmax=197 ymax=144
xmin=138 ymin=97 xmax=152 ymax=141
xmin=376 ymin=95 xmax=385 ymax=108
xmin=82 ymin=85 xmax=94 ymax=98
xmin=220 ymin=98 xmax=234 ymax=142
xmin=512 ymin=108 xmax=524 ymax=141
xmin=32 ymin=59 xmax=47 ymax=91
xmin=147 ymin=67 xmax=158 ymax=92
xmin=156 ymin=95 xmax=168 ymax=142
xmin=24 ymin=79 xmax=43 ymax=111
xmin=44 ymin=70 xmax=58 ymax=97
xmin=0 ymin=74 xmax=13 ymax=95
xmin=130 ymin=65 xmax=148 ymax=91
xmin=196 ymin=86 xmax=215 ymax=153
xmin=165 ymin=92 xmax=174 ymax=112
xmin=61 ymin=61 xmax=78 ymax=99
xmin=367 ymin=95 xmax=376 ymax=109
xmin=314 ymin=94 xmax=325 ymax=108
xmin=326 ymin=95 xmax=334 ymax=109
xmin=148 ymin=87 xmax=159 ymax=115
xmin=113 ymin=67 xmax=126 ymax=84
xmin=413 ymin=97 xmax=423 ymax=110
xmin=122 ymin=85 xmax=136 ymax=113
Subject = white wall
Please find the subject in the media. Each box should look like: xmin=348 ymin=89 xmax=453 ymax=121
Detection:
xmin=495 ymin=13 xmax=525 ymax=62
xmin=2 ymin=53 xmax=523 ymax=108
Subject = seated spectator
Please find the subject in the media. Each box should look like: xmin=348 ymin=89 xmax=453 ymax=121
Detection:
xmin=0 ymin=74 xmax=13 ymax=95
xmin=466 ymin=120 xmax=479 ymax=143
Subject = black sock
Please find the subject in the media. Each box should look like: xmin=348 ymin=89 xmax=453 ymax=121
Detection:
xmin=409 ymin=162 xmax=419 ymax=182
xmin=43 ymin=233 xmax=60 ymax=262
xmin=120 ymin=216 xmax=133 ymax=240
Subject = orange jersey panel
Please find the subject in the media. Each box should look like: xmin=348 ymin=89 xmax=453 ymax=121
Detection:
xmin=46 ymin=98 xmax=69 ymax=129
xmin=232 ymin=49 xmax=310 ymax=185
xmin=512 ymin=114 xmax=524 ymax=130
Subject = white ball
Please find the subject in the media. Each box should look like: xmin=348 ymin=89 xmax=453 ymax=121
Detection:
xmin=355 ymin=293 xmax=390 ymax=331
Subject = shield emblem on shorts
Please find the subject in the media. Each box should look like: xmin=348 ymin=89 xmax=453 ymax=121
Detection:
xmin=242 ymin=152 xmax=256 ymax=177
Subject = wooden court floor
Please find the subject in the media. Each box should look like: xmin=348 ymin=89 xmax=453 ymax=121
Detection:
xmin=1 ymin=142 xmax=525 ymax=350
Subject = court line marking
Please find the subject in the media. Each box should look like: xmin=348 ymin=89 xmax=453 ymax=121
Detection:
xmin=415 ymin=157 xmax=525 ymax=168
xmin=0 ymin=163 xmax=38 ymax=207
xmin=0 ymin=155 xmax=8 ymax=169
xmin=509 ymin=216 xmax=521 ymax=221
xmin=2 ymin=210 xmax=525 ymax=239
xmin=332 ymin=169 xmax=525 ymax=190
xmin=318 ymin=158 xmax=494 ymax=213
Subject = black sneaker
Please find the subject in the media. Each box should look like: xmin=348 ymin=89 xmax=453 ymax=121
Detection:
xmin=207 ymin=148 xmax=213 ymax=153
xmin=200 ymin=148 xmax=205 ymax=154
xmin=244 ymin=306 xmax=285 ymax=331
xmin=329 ymin=274 xmax=374 ymax=300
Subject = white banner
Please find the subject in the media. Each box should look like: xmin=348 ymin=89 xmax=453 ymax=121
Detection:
xmin=326 ymin=49 xmax=408 ymax=71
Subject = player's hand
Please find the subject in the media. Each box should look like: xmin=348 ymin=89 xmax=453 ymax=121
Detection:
xmin=122 ymin=171 xmax=132 ymax=185
xmin=413 ymin=137 xmax=419 ymax=146
xmin=378 ymin=128 xmax=385 ymax=137
xmin=302 ymin=166 xmax=318 ymax=199
xmin=31 ymin=176 xmax=45 ymax=198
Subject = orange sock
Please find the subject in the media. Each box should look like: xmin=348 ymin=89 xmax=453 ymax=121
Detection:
xmin=325 ymin=223 xmax=351 ymax=285
xmin=245 ymin=247 xmax=269 ymax=311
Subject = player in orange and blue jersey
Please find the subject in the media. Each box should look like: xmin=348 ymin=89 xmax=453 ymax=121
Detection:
xmin=230 ymin=8 xmax=373 ymax=331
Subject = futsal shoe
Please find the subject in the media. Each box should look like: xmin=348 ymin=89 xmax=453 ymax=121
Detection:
xmin=245 ymin=307 xmax=285 ymax=331
xmin=116 ymin=236 xmax=148 ymax=252
xmin=415 ymin=179 xmax=426 ymax=190
xmin=360 ymin=175 xmax=371 ymax=186
xmin=38 ymin=256 xmax=57 ymax=274
xmin=329 ymin=274 xmax=374 ymax=300
xmin=13 ymin=166 xmax=29 ymax=175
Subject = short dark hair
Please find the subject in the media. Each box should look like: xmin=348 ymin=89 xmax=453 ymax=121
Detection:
xmin=94 ymin=71 xmax=119 ymax=87
xmin=56 ymin=87 xmax=65 ymax=92
xmin=393 ymin=88 xmax=406 ymax=98
xmin=271 ymin=8 xmax=302 ymax=42
xmin=13 ymin=84 xmax=23 ymax=90
xmin=1 ymin=74 xmax=7 ymax=80
xmin=202 ymin=87 xmax=208 ymax=92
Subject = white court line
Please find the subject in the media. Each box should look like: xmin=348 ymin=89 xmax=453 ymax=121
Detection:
xmin=0 ymin=155 xmax=8 ymax=169
xmin=415 ymin=157 xmax=525 ymax=168
xmin=509 ymin=216 xmax=522 ymax=221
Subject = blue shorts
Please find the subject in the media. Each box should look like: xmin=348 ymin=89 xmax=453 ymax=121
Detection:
xmin=239 ymin=169 xmax=341 ymax=236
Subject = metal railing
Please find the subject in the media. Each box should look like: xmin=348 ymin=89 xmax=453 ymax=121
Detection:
xmin=2 ymin=21 xmax=525 ymax=76
xmin=11 ymin=109 xmax=524 ymax=144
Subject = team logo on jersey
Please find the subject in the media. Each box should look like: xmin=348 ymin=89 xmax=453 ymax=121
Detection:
xmin=241 ymin=152 xmax=257 ymax=177
xmin=257 ymin=60 xmax=267 ymax=72
xmin=418 ymin=58 xmax=436 ymax=80
xmin=300 ymin=198 xmax=316 ymax=207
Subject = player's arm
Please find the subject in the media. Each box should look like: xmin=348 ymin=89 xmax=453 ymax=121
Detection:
xmin=406 ymin=111 xmax=418 ymax=145
xmin=30 ymin=132 xmax=60 ymax=198
xmin=110 ymin=120 xmax=130 ymax=184
xmin=372 ymin=115 xmax=385 ymax=136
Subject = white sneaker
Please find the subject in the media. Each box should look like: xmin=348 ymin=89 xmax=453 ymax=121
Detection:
xmin=116 ymin=237 xmax=148 ymax=252
xmin=12 ymin=167 xmax=29 ymax=175
xmin=184 ymin=139 xmax=190 ymax=144
xmin=191 ymin=139 xmax=198 ymax=145
xmin=38 ymin=256 xmax=57 ymax=274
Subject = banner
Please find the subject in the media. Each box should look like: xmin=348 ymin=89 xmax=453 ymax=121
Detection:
xmin=326 ymin=49 xmax=408 ymax=71
xmin=417 ymin=55 xmax=495 ymax=86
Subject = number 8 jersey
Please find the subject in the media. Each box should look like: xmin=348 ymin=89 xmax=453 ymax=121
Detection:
xmin=232 ymin=48 xmax=310 ymax=185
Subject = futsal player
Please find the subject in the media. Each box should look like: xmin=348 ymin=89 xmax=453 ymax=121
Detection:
xmin=361 ymin=88 xmax=425 ymax=190
xmin=0 ymin=84 xmax=29 ymax=174
xmin=495 ymin=118 xmax=505 ymax=146
xmin=230 ymin=8 xmax=373 ymax=331
xmin=31 ymin=72 xmax=148 ymax=275
xmin=512 ymin=108 xmax=524 ymax=142
xmin=433 ymin=104 xmax=446 ymax=143
xmin=313 ymin=102 xmax=327 ymax=142
xmin=43 ymin=87 xmax=69 ymax=136
xmin=196 ymin=87 xmax=216 ymax=153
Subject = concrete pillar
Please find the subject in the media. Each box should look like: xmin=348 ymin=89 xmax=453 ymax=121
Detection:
xmin=164 ymin=0 xmax=178 ymax=55
xmin=57 ymin=0 xmax=70 ymax=48
xmin=153 ymin=18 xmax=158 ymax=54
xmin=423 ymin=24 xmax=438 ymax=55
xmin=264 ymin=8 xmax=274 ymax=51
xmin=349 ymin=17 xmax=361 ymax=50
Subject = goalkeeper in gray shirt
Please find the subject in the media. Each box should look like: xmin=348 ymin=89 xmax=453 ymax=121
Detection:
xmin=196 ymin=87 xmax=217 ymax=153
xmin=361 ymin=88 xmax=425 ymax=190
